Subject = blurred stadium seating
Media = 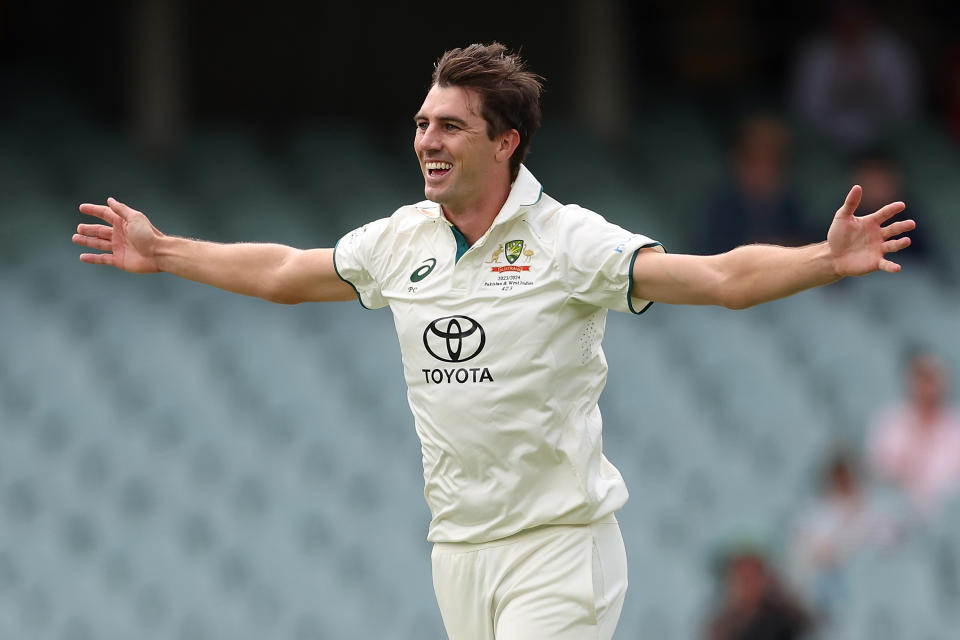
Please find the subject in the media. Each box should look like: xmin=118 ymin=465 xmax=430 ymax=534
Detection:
xmin=2 ymin=104 xmax=959 ymax=639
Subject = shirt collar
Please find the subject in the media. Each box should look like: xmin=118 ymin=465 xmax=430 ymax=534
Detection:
xmin=416 ymin=164 xmax=544 ymax=225
xmin=500 ymin=164 xmax=544 ymax=218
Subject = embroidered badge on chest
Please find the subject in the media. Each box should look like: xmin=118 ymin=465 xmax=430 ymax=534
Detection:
xmin=504 ymin=239 xmax=524 ymax=264
xmin=483 ymin=239 xmax=537 ymax=291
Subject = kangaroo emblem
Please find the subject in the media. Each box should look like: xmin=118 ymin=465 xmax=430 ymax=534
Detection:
xmin=486 ymin=245 xmax=504 ymax=263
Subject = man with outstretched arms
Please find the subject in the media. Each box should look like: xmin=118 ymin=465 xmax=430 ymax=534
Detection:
xmin=74 ymin=43 xmax=914 ymax=640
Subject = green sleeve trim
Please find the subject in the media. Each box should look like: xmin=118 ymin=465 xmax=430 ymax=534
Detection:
xmin=332 ymin=239 xmax=372 ymax=310
xmin=627 ymin=242 xmax=663 ymax=315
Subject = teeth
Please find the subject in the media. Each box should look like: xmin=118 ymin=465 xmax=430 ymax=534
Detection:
xmin=426 ymin=162 xmax=453 ymax=171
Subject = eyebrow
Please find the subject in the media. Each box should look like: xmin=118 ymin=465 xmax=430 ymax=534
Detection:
xmin=413 ymin=113 xmax=469 ymax=127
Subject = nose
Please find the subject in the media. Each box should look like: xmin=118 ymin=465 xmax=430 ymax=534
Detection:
xmin=417 ymin=123 xmax=443 ymax=152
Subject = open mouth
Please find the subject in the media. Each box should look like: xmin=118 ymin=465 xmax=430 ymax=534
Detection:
xmin=426 ymin=161 xmax=453 ymax=178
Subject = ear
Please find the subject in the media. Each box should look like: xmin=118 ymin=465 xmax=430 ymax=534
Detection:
xmin=496 ymin=129 xmax=521 ymax=164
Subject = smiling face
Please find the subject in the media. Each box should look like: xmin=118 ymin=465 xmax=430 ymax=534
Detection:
xmin=414 ymin=84 xmax=516 ymax=215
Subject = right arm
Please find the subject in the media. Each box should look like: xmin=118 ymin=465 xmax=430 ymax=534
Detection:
xmin=74 ymin=197 xmax=356 ymax=304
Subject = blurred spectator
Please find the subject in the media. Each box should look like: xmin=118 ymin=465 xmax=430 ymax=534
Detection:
xmin=789 ymin=452 xmax=898 ymax=619
xmin=851 ymin=149 xmax=934 ymax=264
xmin=698 ymin=114 xmax=813 ymax=255
xmin=869 ymin=350 xmax=960 ymax=519
xmin=706 ymin=546 xmax=813 ymax=640
xmin=790 ymin=2 xmax=919 ymax=153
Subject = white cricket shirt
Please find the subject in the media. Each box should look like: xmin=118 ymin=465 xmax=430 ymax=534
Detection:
xmin=334 ymin=165 xmax=663 ymax=543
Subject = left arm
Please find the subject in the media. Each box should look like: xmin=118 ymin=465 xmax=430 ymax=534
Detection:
xmin=632 ymin=185 xmax=915 ymax=309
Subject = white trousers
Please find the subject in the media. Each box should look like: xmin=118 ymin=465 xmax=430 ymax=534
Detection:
xmin=431 ymin=516 xmax=628 ymax=640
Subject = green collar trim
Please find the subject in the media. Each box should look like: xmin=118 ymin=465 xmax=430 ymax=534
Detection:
xmin=450 ymin=224 xmax=470 ymax=262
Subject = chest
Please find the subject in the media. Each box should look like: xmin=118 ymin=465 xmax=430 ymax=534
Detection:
xmin=382 ymin=222 xmax=556 ymax=304
xmin=377 ymin=222 xmax=574 ymax=365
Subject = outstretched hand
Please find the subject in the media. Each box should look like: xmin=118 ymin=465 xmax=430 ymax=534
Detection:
xmin=74 ymin=198 xmax=162 ymax=273
xmin=827 ymin=185 xmax=915 ymax=277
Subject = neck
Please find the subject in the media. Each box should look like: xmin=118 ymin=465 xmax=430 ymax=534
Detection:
xmin=441 ymin=178 xmax=512 ymax=246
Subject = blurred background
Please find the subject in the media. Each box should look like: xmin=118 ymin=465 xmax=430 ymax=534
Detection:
xmin=2 ymin=0 xmax=960 ymax=638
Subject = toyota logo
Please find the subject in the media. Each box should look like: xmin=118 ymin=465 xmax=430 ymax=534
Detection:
xmin=423 ymin=316 xmax=486 ymax=363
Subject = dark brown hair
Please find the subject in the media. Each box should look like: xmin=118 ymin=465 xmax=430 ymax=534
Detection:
xmin=432 ymin=43 xmax=543 ymax=182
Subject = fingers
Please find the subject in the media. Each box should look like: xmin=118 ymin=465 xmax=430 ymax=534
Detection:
xmin=79 ymin=252 xmax=116 ymax=266
xmin=78 ymin=202 xmax=121 ymax=225
xmin=72 ymin=234 xmax=112 ymax=252
xmin=836 ymin=185 xmax=862 ymax=218
xmin=882 ymin=236 xmax=911 ymax=254
xmin=74 ymin=223 xmax=113 ymax=251
xmin=878 ymin=258 xmax=902 ymax=274
xmin=77 ymin=223 xmax=113 ymax=240
xmin=78 ymin=197 xmax=134 ymax=223
xmin=871 ymin=200 xmax=907 ymax=224
xmin=106 ymin=197 xmax=132 ymax=220
xmin=882 ymin=218 xmax=915 ymax=239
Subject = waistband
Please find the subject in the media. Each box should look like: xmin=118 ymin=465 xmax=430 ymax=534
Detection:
xmin=432 ymin=514 xmax=618 ymax=554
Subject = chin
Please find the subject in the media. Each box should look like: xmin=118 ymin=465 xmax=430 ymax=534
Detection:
xmin=424 ymin=185 xmax=446 ymax=204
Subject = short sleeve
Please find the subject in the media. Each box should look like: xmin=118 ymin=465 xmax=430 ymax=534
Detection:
xmin=557 ymin=206 xmax=664 ymax=314
xmin=333 ymin=219 xmax=390 ymax=310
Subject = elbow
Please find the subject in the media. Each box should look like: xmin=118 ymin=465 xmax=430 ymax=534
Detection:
xmin=723 ymin=299 xmax=754 ymax=311
xmin=714 ymin=271 xmax=754 ymax=310
xmin=260 ymin=251 xmax=305 ymax=305
xmin=268 ymin=295 xmax=303 ymax=306
xmin=720 ymin=285 xmax=763 ymax=310
xmin=260 ymin=278 xmax=304 ymax=305
xmin=721 ymin=292 xmax=755 ymax=310
xmin=698 ymin=256 xmax=752 ymax=310
xmin=263 ymin=288 xmax=304 ymax=305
